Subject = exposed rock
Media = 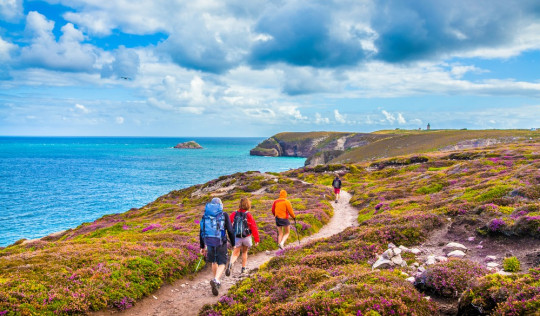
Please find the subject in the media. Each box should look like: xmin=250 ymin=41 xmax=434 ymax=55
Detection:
xmin=426 ymin=255 xmax=437 ymax=265
xmin=406 ymin=276 xmax=416 ymax=283
xmin=399 ymin=245 xmax=409 ymax=252
xmin=485 ymin=255 xmax=497 ymax=262
xmin=410 ymin=248 xmax=421 ymax=255
xmin=393 ymin=248 xmax=402 ymax=256
xmin=391 ymin=255 xmax=404 ymax=266
xmin=174 ymin=141 xmax=203 ymax=149
xmin=382 ymin=249 xmax=394 ymax=260
xmin=487 ymin=262 xmax=500 ymax=268
xmin=372 ymin=258 xmax=393 ymax=270
xmin=436 ymin=256 xmax=448 ymax=263
xmin=443 ymin=242 xmax=468 ymax=254
xmin=388 ymin=243 xmax=397 ymax=249
xmin=447 ymin=250 xmax=466 ymax=258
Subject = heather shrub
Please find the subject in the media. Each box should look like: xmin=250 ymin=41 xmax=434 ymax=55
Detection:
xmin=459 ymin=267 xmax=540 ymax=315
xmin=416 ymin=258 xmax=489 ymax=297
xmin=502 ymin=256 xmax=521 ymax=272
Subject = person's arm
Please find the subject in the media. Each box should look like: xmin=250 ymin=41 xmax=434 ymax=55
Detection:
xmin=247 ymin=212 xmax=260 ymax=243
xmin=224 ymin=212 xmax=235 ymax=247
xmin=339 ymin=179 xmax=342 ymax=188
xmin=271 ymin=200 xmax=276 ymax=216
xmin=286 ymin=200 xmax=295 ymax=219
xmin=199 ymin=225 xmax=206 ymax=255
xmin=229 ymin=211 xmax=235 ymax=224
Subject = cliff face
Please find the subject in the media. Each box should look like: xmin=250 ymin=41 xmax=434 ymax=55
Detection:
xmin=250 ymin=132 xmax=386 ymax=166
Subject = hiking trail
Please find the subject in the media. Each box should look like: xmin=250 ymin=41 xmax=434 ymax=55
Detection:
xmin=95 ymin=190 xmax=357 ymax=316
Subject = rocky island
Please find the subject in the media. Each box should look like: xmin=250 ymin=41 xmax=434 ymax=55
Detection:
xmin=174 ymin=141 xmax=202 ymax=149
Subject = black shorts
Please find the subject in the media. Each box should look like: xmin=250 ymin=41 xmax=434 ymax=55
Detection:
xmin=275 ymin=217 xmax=290 ymax=227
xmin=207 ymin=244 xmax=228 ymax=265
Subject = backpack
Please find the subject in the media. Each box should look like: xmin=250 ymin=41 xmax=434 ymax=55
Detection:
xmin=332 ymin=178 xmax=341 ymax=188
xmin=201 ymin=203 xmax=226 ymax=242
xmin=233 ymin=211 xmax=251 ymax=238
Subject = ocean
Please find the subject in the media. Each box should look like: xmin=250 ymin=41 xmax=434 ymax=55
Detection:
xmin=0 ymin=137 xmax=305 ymax=246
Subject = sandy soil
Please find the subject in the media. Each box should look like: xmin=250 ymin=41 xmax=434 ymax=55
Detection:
xmin=95 ymin=191 xmax=358 ymax=316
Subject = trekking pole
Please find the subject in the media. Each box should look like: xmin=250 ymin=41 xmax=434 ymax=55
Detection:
xmin=194 ymin=255 xmax=204 ymax=272
xmin=293 ymin=218 xmax=301 ymax=246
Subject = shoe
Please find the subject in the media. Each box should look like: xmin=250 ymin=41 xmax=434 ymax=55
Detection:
xmin=210 ymin=279 xmax=219 ymax=296
xmin=241 ymin=267 xmax=247 ymax=274
xmin=278 ymin=243 xmax=283 ymax=250
xmin=225 ymin=262 xmax=232 ymax=277
xmin=335 ymin=200 xmax=338 ymax=203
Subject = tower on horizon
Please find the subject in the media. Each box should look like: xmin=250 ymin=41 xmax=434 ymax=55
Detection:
xmin=427 ymin=123 xmax=431 ymax=130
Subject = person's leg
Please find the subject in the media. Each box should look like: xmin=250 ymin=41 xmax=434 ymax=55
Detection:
xmin=277 ymin=226 xmax=284 ymax=245
xmin=212 ymin=262 xmax=218 ymax=277
xmin=215 ymin=264 xmax=226 ymax=281
xmin=281 ymin=226 xmax=290 ymax=246
xmin=241 ymin=245 xmax=249 ymax=268
xmin=230 ymin=246 xmax=241 ymax=265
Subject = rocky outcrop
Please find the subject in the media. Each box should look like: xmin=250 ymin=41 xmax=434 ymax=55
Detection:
xmin=250 ymin=132 xmax=386 ymax=166
xmin=174 ymin=141 xmax=203 ymax=149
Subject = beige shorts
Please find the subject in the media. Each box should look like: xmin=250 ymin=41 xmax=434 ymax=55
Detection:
xmin=234 ymin=236 xmax=253 ymax=248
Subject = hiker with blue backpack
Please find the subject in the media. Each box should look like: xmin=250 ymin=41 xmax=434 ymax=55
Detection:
xmin=226 ymin=197 xmax=259 ymax=276
xmin=199 ymin=197 xmax=235 ymax=296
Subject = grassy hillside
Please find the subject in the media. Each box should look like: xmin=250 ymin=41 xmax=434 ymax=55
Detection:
xmin=333 ymin=129 xmax=539 ymax=163
xmin=204 ymin=140 xmax=540 ymax=315
xmin=0 ymin=172 xmax=333 ymax=315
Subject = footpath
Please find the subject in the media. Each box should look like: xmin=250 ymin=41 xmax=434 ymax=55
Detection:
xmin=96 ymin=191 xmax=358 ymax=316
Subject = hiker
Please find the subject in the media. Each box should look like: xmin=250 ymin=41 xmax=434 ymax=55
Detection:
xmin=199 ymin=197 xmax=235 ymax=296
xmin=332 ymin=174 xmax=342 ymax=203
xmin=272 ymin=190 xmax=295 ymax=249
xmin=226 ymin=197 xmax=259 ymax=276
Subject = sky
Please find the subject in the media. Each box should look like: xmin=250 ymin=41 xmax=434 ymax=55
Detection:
xmin=1 ymin=0 xmax=539 ymax=137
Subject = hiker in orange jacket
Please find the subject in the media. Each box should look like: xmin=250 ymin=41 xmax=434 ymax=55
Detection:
xmin=272 ymin=189 xmax=295 ymax=249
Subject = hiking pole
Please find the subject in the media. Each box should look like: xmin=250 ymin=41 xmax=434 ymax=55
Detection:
xmin=293 ymin=218 xmax=301 ymax=246
xmin=194 ymin=255 xmax=204 ymax=272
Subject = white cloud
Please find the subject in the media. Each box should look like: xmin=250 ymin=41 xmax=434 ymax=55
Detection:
xmin=0 ymin=36 xmax=17 ymax=61
xmin=115 ymin=116 xmax=124 ymax=124
xmin=75 ymin=103 xmax=90 ymax=113
xmin=397 ymin=113 xmax=406 ymax=124
xmin=334 ymin=109 xmax=347 ymax=123
xmin=381 ymin=110 xmax=395 ymax=124
xmin=19 ymin=12 xmax=99 ymax=72
xmin=0 ymin=0 xmax=23 ymax=22
xmin=314 ymin=113 xmax=330 ymax=124
xmin=101 ymin=46 xmax=140 ymax=79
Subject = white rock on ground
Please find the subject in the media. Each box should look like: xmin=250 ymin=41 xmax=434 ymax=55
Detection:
xmin=373 ymin=258 xmax=393 ymax=270
xmin=391 ymin=256 xmax=404 ymax=266
xmin=447 ymin=250 xmax=466 ymax=258
xmin=406 ymin=277 xmax=415 ymax=283
xmin=485 ymin=255 xmax=497 ymax=262
xmin=435 ymin=256 xmax=448 ymax=262
xmin=443 ymin=242 xmax=468 ymax=253
xmin=393 ymin=248 xmax=402 ymax=256
xmin=410 ymin=248 xmax=421 ymax=255
xmin=388 ymin=243 xmax=397 ymax=249
xmin=399 ymin=245 xmax=409 ymax=252
xmin=487 ymin=262 xmax=500 ymax=268
xmin=382 ymin=249 xmax=394 ymax=260
xmin=426 ymin=255 xmax=436 ymax=265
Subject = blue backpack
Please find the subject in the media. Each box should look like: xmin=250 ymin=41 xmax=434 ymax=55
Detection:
xmin=200 ymin=202 xmax=226 ymax=243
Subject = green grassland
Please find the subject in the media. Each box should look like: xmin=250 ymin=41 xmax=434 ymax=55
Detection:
xmin=204 ymin=140 xmax=540 ymax=315
xmin=333 ymin=129 xmax=539 ymax=163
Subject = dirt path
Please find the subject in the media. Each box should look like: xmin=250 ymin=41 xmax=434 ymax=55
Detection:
xmin=96 ymin=191 xmax=357 ymax=316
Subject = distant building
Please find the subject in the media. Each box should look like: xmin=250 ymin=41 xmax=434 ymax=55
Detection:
xmin=427 ymin=123 xmax=431 ymax=130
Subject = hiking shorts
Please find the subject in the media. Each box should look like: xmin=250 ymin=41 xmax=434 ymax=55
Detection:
xmin=334 ymin=188 xmax=341 ymax=194
xmin=234 ymin=236 xmax=253 ymax=248
xmin=206 ymin=244 xmax=228 ymax=265
xmin=275 ymin=217 xmax=290 ymax=227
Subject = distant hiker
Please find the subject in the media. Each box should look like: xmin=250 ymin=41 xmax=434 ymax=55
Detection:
xmin=332 ymin=174 xmax=342 ymax=203
xmin=226 ymin=197 xmax=259 ymax=276
xmin=272 ymin=190 xmax=296 ymax=249
xmin=199 ymin=197 xmax=235 ymax=296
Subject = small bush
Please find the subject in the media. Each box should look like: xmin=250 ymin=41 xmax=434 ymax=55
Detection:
xmin=502 ymin=256 xmax=521 ymax=272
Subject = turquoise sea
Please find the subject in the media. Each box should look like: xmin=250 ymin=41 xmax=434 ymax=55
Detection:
xmin=0 ymin=137 xmax=305 ymax=246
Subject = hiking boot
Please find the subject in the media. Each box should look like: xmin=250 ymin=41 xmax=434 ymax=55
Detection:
xmin=225 ymin=262 xmax=232 ymax=277
xmin=210 ymin=279 xmax=219 ymax=296
xmin=241 ymin=267 xmax=248 ymax=274
xmin=335 ymin=200 xmax=338 ymax=203
xmin=278 ymin=243 xmax=283 ymax=250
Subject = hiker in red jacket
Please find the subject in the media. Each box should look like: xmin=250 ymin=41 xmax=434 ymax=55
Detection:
xmin=226 ymin=197 xmax=259 ymax=276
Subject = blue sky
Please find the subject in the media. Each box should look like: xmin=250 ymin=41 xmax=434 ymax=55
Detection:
xmin=1 ymin=0 xmax=539 ymax=136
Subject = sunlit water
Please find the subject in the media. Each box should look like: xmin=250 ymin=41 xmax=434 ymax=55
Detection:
xmin=0 ymin=137 xmax=305 ymax=246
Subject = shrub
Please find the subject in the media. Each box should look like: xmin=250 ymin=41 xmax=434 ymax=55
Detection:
xmin=459 ymin=267 xmax=540 ymax=315
xmin=416 ymin=259 xmax=489 ymax=297
xmin=502 ymin=256 xmax=521 ymax=272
